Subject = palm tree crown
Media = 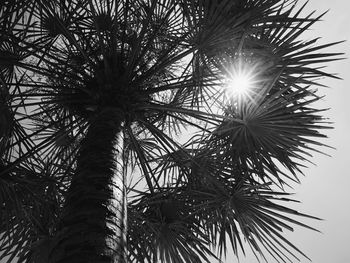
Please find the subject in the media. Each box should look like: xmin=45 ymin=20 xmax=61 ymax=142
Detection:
xmin=0 ymin=0 xmax=343 ymax=262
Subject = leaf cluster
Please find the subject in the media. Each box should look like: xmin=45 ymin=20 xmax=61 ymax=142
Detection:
xmin=0 ymin=0 xmax=343 ymax=262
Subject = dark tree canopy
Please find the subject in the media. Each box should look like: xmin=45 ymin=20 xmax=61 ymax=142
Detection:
xmin=0 ymin=0 xmax=343 ymax=262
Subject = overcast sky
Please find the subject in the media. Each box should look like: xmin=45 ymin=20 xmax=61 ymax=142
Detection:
xmin=223 ymin=0 xmax=350 ymax=262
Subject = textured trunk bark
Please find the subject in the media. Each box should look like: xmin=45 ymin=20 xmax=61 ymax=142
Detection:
xmin=50 ymin=109 xmax=127 ymax=263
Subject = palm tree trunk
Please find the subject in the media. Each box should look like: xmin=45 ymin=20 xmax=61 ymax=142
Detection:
xmin=50 ymin=109 xmax=127 ymax=263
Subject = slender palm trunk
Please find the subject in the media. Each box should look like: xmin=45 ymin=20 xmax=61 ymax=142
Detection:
xmin=50 ymin=109 xmax=127 ymax=263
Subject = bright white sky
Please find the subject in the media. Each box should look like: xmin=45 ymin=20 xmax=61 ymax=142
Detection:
xmin=222 ymin=0 xmax=350 ymax=262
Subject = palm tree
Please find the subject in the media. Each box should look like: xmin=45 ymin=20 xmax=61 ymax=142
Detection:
xmin=0 ymin=0 xmax=343 ymax=262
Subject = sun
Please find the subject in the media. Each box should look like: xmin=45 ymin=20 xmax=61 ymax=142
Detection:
xmin=226 ymin=72 xmax=254 ymax=96
xmin=223 ymin=59 xmax=259 ymax=102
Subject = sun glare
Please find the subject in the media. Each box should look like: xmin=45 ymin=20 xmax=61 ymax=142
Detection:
xmin=226 ymin=73 xmax=254 ymax=96
xmin=223 ymin=60 xmax=258 ymax=102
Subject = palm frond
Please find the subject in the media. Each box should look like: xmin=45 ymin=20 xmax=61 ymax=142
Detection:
xmin=210 ymin=81 xmax=332 ymax=185
xmin=128 ymin=190 xmax=218 ymax=263
xmin=0 ymin=158 xmax=64 ymax=263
